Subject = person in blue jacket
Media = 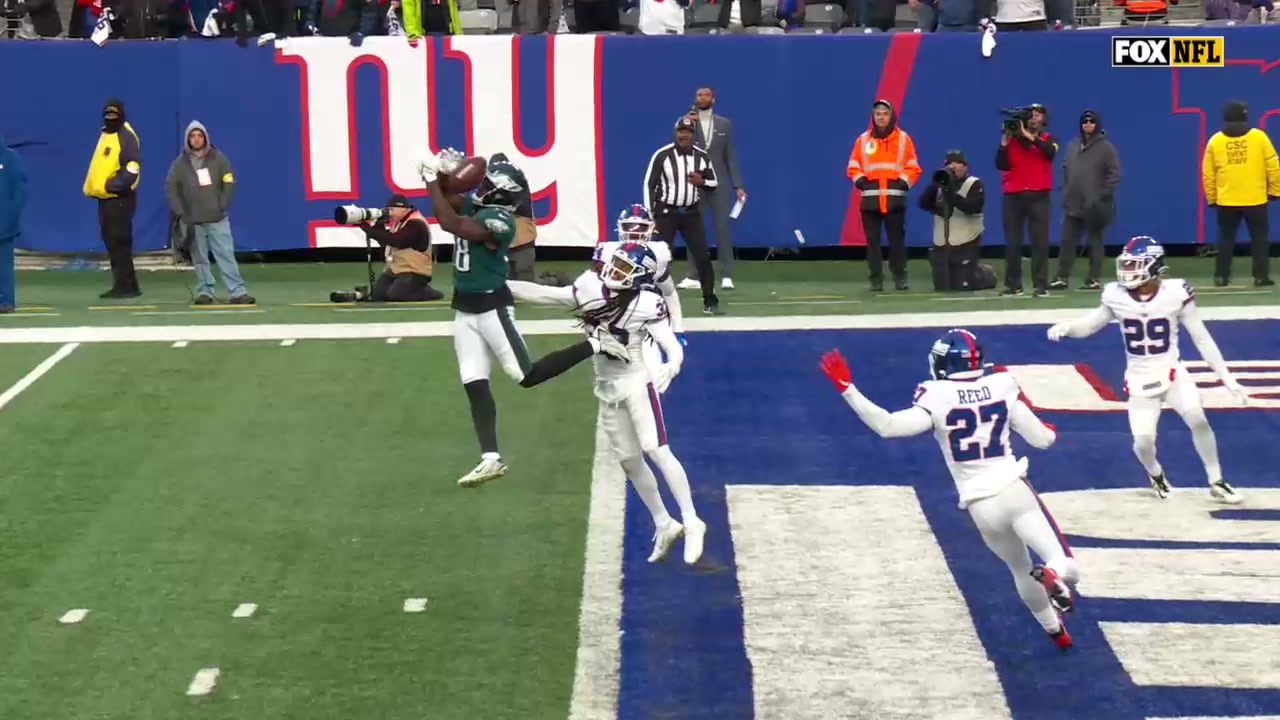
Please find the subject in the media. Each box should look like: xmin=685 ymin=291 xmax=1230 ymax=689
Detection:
xmin=0 ymin=133 xmax=27 ymax=313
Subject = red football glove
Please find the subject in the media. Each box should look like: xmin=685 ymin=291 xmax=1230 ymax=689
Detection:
xmin=820 ymin=349 xmax=852 ymax=392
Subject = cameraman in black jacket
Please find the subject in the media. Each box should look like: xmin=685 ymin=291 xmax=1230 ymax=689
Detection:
xmin=360 ymin=194 xmax=444 ymax=302
xmin=919 ymin=150 xmax=994 ymax=291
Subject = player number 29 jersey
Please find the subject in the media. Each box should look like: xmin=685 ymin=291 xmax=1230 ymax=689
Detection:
xmin=1099 ymin=278 xmax=1194 ymax=392
xmin=913 ymin=371 xmax=1029 ymax=507
xmin=570 ymin=270 xmax=669 ymax=398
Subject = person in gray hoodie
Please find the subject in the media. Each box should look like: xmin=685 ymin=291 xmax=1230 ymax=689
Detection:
xmin=165 ymin=121 xmax=255 ymax=305
xmin=1052 ymin=109 xmax=1120 ymax=290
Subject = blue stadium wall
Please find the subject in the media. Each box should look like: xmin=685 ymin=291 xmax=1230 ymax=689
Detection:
xmin=2 ymin=28 xmax=1278 ymax=254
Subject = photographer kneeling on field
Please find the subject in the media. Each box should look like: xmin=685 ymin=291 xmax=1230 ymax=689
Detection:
xmin=362 ymin=194 xmax=444 ymax=302
xmin=920 ymin=150 xmax=995 ymax=292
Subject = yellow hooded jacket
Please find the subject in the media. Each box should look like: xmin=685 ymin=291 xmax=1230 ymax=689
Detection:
xmin=1202 ymin=127 xmax=1280 ymax=207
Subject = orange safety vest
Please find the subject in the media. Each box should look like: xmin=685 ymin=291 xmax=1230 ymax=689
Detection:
xmin=847 ymin=127 xmax=922 ymax=214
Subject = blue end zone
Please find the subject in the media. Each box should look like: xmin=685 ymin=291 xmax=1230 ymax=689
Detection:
xmin=617 ymin=319 xmax=1280 ymax=720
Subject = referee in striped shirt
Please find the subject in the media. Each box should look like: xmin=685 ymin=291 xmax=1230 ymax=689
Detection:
xmin=645 ymin=116 xmax=723 ymax=315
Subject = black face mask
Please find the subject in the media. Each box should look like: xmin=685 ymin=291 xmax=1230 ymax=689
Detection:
xmin=103 ymin=114 xmax=123 ymax=132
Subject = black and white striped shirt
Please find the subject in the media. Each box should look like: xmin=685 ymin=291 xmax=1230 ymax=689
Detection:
xmin=644 ymin=143 xmax=718 ymax=209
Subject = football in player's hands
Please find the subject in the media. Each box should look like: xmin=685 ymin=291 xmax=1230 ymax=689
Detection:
xmin=820 ymin=349 xmax=852 ymax=392
xmin=450 ymin=156 xmax=487 ymax=192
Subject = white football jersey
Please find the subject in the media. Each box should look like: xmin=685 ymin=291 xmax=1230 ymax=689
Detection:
xmin=570 ymin=270 xmax=670 ymax=400
xmin=913 ymin=371 xmax=1032 ymax=507
xmin=1099 ymin=278 xmax=1196 ymax=392
xmin=594 ymin=240 xmax=673 ymax=284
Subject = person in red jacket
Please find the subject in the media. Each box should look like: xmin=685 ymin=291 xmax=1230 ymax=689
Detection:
xmin=995 ymin=103 xmax=1057 ymax=297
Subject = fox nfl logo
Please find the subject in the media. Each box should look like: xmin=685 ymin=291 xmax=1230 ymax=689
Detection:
xmin=1111 ymin=37 xmax=1225 ymax=67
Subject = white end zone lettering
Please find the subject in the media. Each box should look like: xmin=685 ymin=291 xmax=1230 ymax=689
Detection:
xmin=1040 ymin=487 xmax=1280 ymax=690
xmin=1004 ymin=361 xmax=1280 ymax=411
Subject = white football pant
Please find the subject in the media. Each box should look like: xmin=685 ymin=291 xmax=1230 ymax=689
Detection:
xmin=601 ymin=381 xmax=668 ymax=459
xmin=1126 ymin=367 xmax=1221 ymax=482
xmin=454 ymin=308 xmax=532 ymax=384
xmin=968 ymin=479 xmax=1079 ymax=631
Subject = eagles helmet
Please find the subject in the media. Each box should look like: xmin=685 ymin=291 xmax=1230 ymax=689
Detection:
xmin=601 ymin=242 xmax=658 ymax=291
xmin=930 ymin=328 xmax=988 ymax=381
xmin=617 ymin=204 xmax=655 ymax=244
xmin=474 ymin=156 xmax=529 ymax=210
xmin=1116 ymin=236 xmax=1167 ymax=289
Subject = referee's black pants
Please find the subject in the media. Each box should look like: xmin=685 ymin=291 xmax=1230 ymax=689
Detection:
xmin=1214 ymin=204 xmax=1271 ymax=283
xmin=655 ymin=202 xmax=718 ymax=309
xmin=98 ymin=195 xmax=140 ymax=295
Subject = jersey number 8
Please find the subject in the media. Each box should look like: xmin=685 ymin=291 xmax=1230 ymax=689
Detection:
xmin=456 ymin=239 xmax=471 ymax=273
xmin=1122 ymin=318 xmax=1171 ymax=356
xmin=945 ymin=401 xmax=1009 ymax=462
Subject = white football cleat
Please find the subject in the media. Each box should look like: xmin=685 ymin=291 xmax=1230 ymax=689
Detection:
xmin=721 ymin=278 xmax=735 ymax=290
xmin=1209 ymin=480 xmax=1244 ymax=504
xmin=683 ymin=517 xmax=707 ymax=565
xmin=458 ymin=456 xmax=507 ymax=488
xmin=677 ymin=278 xmax=701 ymax=290
xmin=648 ymin=520 xmax=684 ymax=563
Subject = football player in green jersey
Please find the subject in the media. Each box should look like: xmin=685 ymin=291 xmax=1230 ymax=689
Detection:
xmin=420 ymin=149 xmax=628 ymax=487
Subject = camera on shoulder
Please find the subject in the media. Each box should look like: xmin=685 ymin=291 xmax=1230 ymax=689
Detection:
xmin=334 ymin=205 xmax=385 ymax=225
xmin=1000 ymin=106 xmax=1033 ymax=134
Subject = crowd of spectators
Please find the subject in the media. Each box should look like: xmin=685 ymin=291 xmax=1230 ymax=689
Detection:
xmin=4 ymin=0 xmax=1270 ymax=42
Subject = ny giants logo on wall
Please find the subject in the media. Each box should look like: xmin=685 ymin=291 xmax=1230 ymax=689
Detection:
xmin=275 ymin=36 xmax=607 ymax=248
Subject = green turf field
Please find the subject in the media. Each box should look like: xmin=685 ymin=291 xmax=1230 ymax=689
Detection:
xmin=0 ymin=336 xmax=598 ymax=720
xmin=0 ymin=257 xmax=1275 ymax=719
xmin=3 ymin=257 xmax=1275 ymax=327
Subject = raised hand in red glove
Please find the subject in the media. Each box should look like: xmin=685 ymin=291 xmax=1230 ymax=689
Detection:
xmin=820 ymin=349 xmax=852 ymax=392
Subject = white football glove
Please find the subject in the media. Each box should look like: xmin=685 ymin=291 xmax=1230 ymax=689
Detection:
xmin=652 ymin=363 xmax=681 ymax=394
xmin=413 ymin=146 xmax=439 ymax=182
xmin=1223 ymin=376 xmax=1251 ymax=405
xmin=1047 ymin=323 xmax=1069 ymax=342
xmin=436 ymin=147 xmax=465 ymax=175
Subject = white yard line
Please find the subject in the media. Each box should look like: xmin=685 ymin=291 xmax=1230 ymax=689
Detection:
xmin=567 ymin=418 xmax=625 ymax=720
xmin=0 ymin=306 xmax=1277 ymax=345
xmin=185 ymin=668 xmax=220 ymax=696
xmin=0 ymin=343 xmax=79 ymax=410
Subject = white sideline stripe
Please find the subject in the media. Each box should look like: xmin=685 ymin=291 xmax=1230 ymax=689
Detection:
xmin=0 ymin=305 xmax=1277 ymax=345
xmin=567 ymin=417 xmax=624 ymax=720
xmin=726 ymin=485 xmax=1012 ymax=720
xmin=1102 ymin=622 xmax=1280 ymax=689
xmin=186 ymin=668 xmax=220 ymax=696
xmin=58 ymin=608 xmax=89 ymax=624
xmin=0 ymin=343 xmax=78 ymax=410
xmin=232 ymin=603 xmax=257 ymax=618
xmin=172 ymin=341 xmax=189 ymax=348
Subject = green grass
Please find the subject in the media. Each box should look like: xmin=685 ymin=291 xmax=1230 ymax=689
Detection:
xmin=0 ymin=339 xmax=599 ymax=720
xmin=4 ymin=257 xmax=1275 ymax=328
xmin=0 ymin=345 xmax=61 ymax=389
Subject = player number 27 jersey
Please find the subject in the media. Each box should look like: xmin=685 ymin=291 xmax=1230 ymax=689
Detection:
xmin=913 ymin=372 xmax=1041 ymax=508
